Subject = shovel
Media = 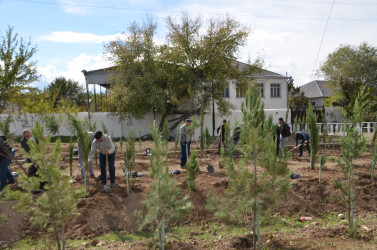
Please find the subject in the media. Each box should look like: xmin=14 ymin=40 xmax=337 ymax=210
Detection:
xmin=194 ymin=140 xmax=215 ymax=173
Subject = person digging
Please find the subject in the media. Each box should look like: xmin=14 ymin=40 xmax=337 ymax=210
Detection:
xmin=89 ymin=131 xmax=116 ymax=191
xmin=292 ymin=131 xmax=311 ymax=157
xmin=179 ymin=119 xmax=193 ymax=169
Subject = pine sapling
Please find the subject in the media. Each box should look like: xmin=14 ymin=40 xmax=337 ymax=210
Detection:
xmin=186 ymin=149 xmax=199 ymax=191
xmin=162 ymin=118 xmax=170 ymax=142
xmin=206 ymin=84 xmax=289 ymax=250
xmin=124 ymin=131 xmax=136 ymax=196
xmin=136 ymin=124 xmax=192 ymax=248
xmin=43 ymin=114 xmax=60 ymax=137
xmin=200 ymin=100 xmax=205 ymax=150
xmin=7 ymin=122 xmax=79 ymax=250
xmin=371 ymin=124 xmax=377 ymax=182
xmin=68 ymin=114 xmax=92 ymax=195
xmin=174 ymin=127 xmax=180 ymax=157
xmin=204 ymin=127 xmax=212 ymax=149
xmin=293 ymin=116 xmax=298 ymax=159
xmin=306 ymin=103 xmax=319 ymax=170
xmin=0 ymin=114 xmax=13 ymax=139
xmin=68 ymin=139 xmax=74 ymax=177
xmin=335 ymin=86 xmax=368 ymax=235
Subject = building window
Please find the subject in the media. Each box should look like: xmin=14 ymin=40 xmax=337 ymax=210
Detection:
xmin=224 ymin=86 xmax=230 ymax=98
xmin=258 ymin=83 xmax=264 ymax=97
xmin=236 ymin=84 xmax=246 ymax=98
xmin=311 ymin=102 xmax=316 ymax=106
xmin=270 ymin=83 xmax=280 ymax=98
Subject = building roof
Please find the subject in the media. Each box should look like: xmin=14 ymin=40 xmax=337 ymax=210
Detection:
xmin=300 ymin=80 xmax=332 ymax=99
xmin=235 ymin=61 xmax=287 ymax=78
xmin=83 ymin=61 xmax=287 ymax=88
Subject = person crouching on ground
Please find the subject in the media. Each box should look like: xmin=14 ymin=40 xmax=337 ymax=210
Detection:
xmin=180 ymin=119 xmax=193 ymax=168
xmin=78 ymin=132 xmax=96 ymax=179
xmin=293 ymin=131 xmax=311 ymax=157
xmin=0 ymin=136 xmax=15 ymax=190
xmin=89 ymin=131 xmax=115 ymax=188
xmin=20 ymin=129 xmax=39 ymax=176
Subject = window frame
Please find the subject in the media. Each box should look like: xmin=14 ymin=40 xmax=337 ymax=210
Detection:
xmin=270 ymin=83 xmax=281 ymax=98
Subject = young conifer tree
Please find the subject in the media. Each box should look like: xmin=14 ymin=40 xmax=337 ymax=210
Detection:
xmin=207 ymin=84 xmax=289 ymax=250
xmin=306 ymin=103 xmax=319 ymax=170
xmin=335 ymin=87 xmax=367 ymax=235
xmin=200 ymin=100 xmax=205 ymax=150
xmin=68 ymin=139 xmax=74 ymax=177
xmin=7 ymin=122 xmax=79 ymax=249
xmin=68 ymin=114 xmax=92 ymax=194
xmin=186 ymin=149 xmax=199 ymax=191
xmin=174 ymin=126 xmax=180 ymax=157
xmin=204 ymin=127 xmax=212 ymax=149
xmin=162 ymin=118 xmax=170 ymax=142
xmin=124 ymin=131 xmax=136 ymax=195
xmin=371 ymin=124 xmax=377 ymax=182
xmin=0 ymin=114 xmax=13 ymax=139
xmin=136 ymin=123 xmax=192 ymax=248
xmin=320 ymin=110 xmax=329 ymax=159
xmin=43 ymin=114 xmax=60 ymax=136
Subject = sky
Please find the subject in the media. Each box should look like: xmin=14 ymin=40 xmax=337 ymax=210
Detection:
xmin=1 ymin=0 xmax=376 ymax=90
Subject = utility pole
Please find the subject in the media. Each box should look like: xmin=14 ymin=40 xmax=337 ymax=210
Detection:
xmin=82 ymin=69 xmax=90 ymax=117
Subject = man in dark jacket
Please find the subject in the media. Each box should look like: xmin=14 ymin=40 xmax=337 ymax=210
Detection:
xmin=293 ymin=131 xmax=311 ymax=156
xmin=20 ymin=130 xmax=39 ymax=176
xmin=278 ymin=118 xmax=291 ymax=157
xmin=217 ymin=119 xmax=227 ymax=154
xmin=179 ymin=119 xmax=193 ymax=168
xmin=0 ymin=136 xmax=15 ymax=190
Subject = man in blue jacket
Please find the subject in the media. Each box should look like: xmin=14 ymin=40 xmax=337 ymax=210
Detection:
xmin=0 ymin=136 xmax=15 ymax=190
xmin=293 ymin=131 xmax=311 ymax=157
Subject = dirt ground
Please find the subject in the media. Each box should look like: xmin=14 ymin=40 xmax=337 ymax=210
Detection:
xmin=1 ymin=140 xmax=377 ymax=249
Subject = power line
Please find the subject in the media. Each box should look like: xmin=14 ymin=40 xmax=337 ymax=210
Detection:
xmin=271 ymin=0 xmax=377 ymax=4
xmin=13 ymin=0 xmax=377 ymax=22
xmin=311 ymin=0 xmax=335 ymax=81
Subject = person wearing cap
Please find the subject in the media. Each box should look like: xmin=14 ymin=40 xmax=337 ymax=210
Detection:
xmin=217 ymin=119 xmax=227 ymax=154
xmin=0 ymin=136 xmax=15 ymax=190
xmin=179 ymin=119 xmax=193 ymax=168
xmin=89 ymin=131 xmax=115 ymax=188
xmin=78 ymin=132 xmax=96 ymax=179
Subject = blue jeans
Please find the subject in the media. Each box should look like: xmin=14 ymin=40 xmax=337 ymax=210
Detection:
xmin=0 ymin=158 xmax=14 ymax=190
xmin=99 ymin=152 xmax=115 ymax=185
xmin=180 ymin=142 xmax=190 ymax=167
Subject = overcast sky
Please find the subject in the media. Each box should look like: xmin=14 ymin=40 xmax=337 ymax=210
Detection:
xmin=1 ymin=0 xmax=376 ymax=89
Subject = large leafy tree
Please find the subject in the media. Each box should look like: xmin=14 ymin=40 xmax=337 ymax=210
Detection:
xmin=288 ymin=79 xmax=309 ymax=110
xmin=46 ymin=76 xmax=86 ymax=108
xmin=0 ymin=26 xmax=38 ymax=113
xmin=105 ymin=14 xmax=261 ymax=129
xmin=320 ymin=42 xmax=377 ymax=120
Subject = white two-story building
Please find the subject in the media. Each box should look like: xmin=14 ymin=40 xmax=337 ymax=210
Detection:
xmin=82 ymin=61 xmax=290 ymax=138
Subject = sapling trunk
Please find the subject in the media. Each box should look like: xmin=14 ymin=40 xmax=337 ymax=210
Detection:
xmin=319 ymin=156 xmax=322 ymax=184
xmin=371 ymin=157 xmax=375 ymax=182
xmin=126 ymin=167 xmax=129 ymax=196
xmin=200 ymin=100 xmax=205 ymax=150
xmin=62 ymin=227 xmax=65 ymax=250
xmin=68 ymin=140 xmax=74 ymax=177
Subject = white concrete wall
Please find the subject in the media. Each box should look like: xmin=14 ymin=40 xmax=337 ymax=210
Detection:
xmin=0 ymin=109 xmax=290 ymax=140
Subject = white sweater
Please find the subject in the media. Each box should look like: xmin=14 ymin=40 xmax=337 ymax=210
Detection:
xmin=89 ymin=134 xmax=115 ymax=161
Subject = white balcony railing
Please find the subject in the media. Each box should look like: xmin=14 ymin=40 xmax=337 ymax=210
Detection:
xmin=289 ymin=122 xmax=377 ymax=135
